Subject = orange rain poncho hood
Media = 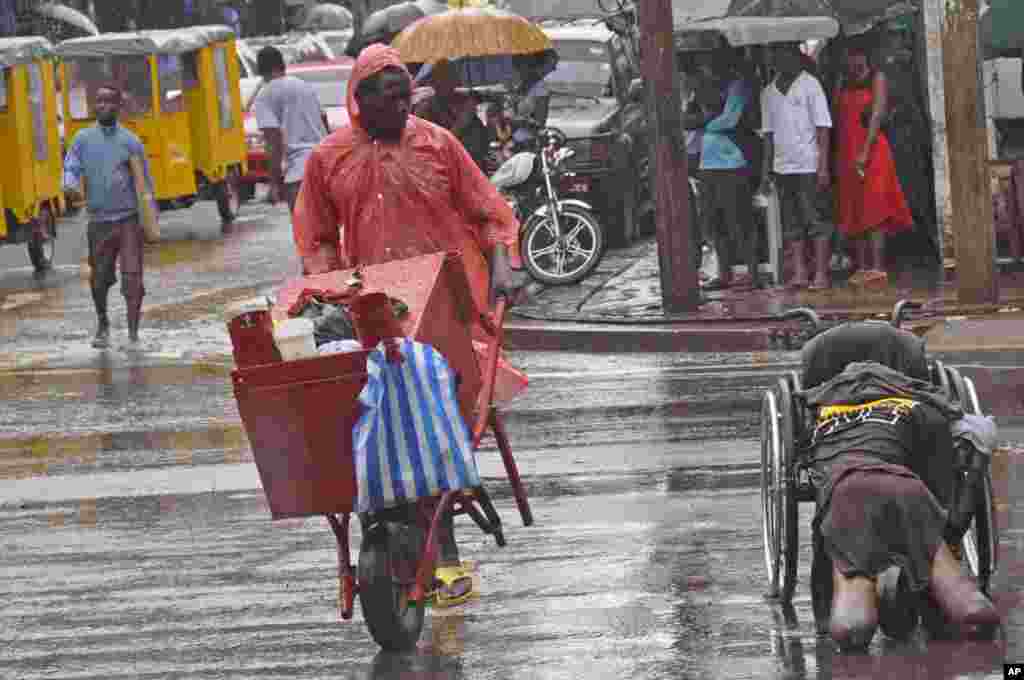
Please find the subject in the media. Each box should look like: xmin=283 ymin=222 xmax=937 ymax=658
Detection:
xmin=346 ymin=43 xmax=413 ymax=132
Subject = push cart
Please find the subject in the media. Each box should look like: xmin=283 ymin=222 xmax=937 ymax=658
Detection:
xmin=228 ymin=251 xmax=533 ymax=650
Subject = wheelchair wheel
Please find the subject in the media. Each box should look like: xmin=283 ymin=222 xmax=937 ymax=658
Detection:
xmin=761 ymin=378 xmax=798 ymax=602
xmin=943 ymin=367 xmax=998 ymax=595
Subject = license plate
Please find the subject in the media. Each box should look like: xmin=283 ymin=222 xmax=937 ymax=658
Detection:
xmin=567 ymin=180 xmax=590 ymax=194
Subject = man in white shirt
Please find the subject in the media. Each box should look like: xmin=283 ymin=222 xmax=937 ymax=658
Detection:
xmin=251 ymin=46 xmax=328 ymax=214
xmin=761 ymin=43 xmax=834 ymax=290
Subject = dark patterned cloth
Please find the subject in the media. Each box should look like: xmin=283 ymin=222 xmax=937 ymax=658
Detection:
xmin=801 ymin=362 xmax=962 ymax=590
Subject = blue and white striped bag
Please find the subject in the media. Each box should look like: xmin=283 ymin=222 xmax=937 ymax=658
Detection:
xmin=353 ymin=338 xmax=481 ymax=513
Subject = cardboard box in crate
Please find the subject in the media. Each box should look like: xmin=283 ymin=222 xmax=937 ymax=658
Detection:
xmin=272 ymin=251 xmax=483 ymax=422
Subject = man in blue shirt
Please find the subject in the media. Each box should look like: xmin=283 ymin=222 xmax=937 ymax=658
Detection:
xmin=686 ymin=48 xmax=761 ymax=290
xmin=64 ymin=85 xmax=155 ymax=349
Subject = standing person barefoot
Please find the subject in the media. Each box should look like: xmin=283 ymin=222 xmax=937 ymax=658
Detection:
xmin=63 ymin=84 xmax=155 ymax=348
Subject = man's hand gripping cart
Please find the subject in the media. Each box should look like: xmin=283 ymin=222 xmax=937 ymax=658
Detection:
xmin=227 ymin=252 xmax=533 ymax=651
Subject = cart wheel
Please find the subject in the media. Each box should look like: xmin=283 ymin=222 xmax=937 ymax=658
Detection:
xmin=27 ymin=204 xmax=56 ymax=273
xmin=357 ymin=522 xmax=426 ymax=651
xmin=215 ymin=167 xmax=242 ymax=227
xmin=761 ymin=380 xmax=798 ymax=602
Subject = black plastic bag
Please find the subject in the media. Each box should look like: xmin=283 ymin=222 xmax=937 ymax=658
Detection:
xmin=295 ymin=299 xmax=357 ymax=346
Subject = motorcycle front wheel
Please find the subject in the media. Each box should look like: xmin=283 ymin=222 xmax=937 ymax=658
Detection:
xmin=521 ymin=205 xmax=605 ymax=286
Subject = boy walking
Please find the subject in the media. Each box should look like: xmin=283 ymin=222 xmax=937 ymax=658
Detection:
xmin=761 ymin=43 xmax=834 ymax=290
xmin=64 ymin=85 xmax=155 ymax=348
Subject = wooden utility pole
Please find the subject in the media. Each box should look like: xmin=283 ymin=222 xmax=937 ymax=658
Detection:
xmin=636 ymin=0 xmax=699 ymax=313
xmin=943 ymin=0 xmax=998 ymax=304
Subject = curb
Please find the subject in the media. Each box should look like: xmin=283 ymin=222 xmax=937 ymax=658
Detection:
xmin=504 ymin=320 xmax=780 ymax=353
xmin=505 ymin=318 xmax=1024 ymax=363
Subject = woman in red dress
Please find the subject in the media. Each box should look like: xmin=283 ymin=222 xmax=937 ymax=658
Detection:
xmin=835 ymin=44 xmax=915 ymax=286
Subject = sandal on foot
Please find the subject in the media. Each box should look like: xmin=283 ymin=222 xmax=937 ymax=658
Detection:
xmin=427 ymin=563 xmax=478 ymax=609
xmin=857 ymin=270 xmax=889 ymax=288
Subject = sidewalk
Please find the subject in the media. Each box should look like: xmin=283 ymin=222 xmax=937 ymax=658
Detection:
xmin=507 ymin=237 xmax=1024 ymax=356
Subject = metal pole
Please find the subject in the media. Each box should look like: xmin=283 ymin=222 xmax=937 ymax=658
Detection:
xmin=636 ymin=0 xmax=700 ymax=313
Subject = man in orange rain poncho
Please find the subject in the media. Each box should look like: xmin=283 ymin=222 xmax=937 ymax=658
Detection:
xmin=292 ymin=44 xmax=529 ymax=605
xmin=293 ymin=44 xmax=529 ymax=403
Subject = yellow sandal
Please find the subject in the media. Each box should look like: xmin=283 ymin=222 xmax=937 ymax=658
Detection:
xmin=427 ymin=562 xmax=479 ymax=609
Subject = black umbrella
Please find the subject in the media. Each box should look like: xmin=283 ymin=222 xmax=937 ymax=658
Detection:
xmin=302 ymin=3 xmax=353 ymax=31
xmin=727 ymin=0 xmax=920 ymax=36
xmin=345 ymin=0 xmax=448 ymax=57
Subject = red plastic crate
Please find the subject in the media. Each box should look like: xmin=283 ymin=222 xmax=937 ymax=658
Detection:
xmin=232 ymin=349 xmax=371 ymax=519
xmin=233 ymin=252 xmax=485 ymax=518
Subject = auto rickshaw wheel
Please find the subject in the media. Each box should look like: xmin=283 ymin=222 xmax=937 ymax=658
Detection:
xmin=357 ymin=521 xmax=426 ymax=650
xmin=27 ymin=204 xmax=56 ymax=273
xmin=215 ymin=167 xmax=242 ymax=227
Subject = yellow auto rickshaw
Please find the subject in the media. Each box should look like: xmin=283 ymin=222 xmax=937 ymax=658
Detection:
xmin=0 ymin=36 xmax=64 ymax=272
xmin=55 ymin=25 xmax=247 ymax=228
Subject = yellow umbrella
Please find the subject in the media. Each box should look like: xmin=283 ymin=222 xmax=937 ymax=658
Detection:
xmin=392 ymin=7 xmax=554 ymax=63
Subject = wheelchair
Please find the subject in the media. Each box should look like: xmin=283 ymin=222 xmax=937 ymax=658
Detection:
xmin=760 ymin=301 xmax=999 ymax=625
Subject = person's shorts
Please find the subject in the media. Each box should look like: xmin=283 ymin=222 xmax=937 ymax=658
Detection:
xmin=87 ymin=215 xmax=144 ymax=296
xmin=775 ymin=173 xmax=834 ymax=241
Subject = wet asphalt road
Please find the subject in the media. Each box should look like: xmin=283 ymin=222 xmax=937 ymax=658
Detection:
xmin=1 ymin=200 xmax=1023 ymax=679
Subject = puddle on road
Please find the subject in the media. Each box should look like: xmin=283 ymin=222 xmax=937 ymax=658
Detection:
xmin=0 ymin=362 xmax=232 ymax=400
xmin=0 ymin=424 xmax=252 ymax=480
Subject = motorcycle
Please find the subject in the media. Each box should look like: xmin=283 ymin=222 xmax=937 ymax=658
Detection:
xmin=490 ymin=126 xmax=605 ymax=286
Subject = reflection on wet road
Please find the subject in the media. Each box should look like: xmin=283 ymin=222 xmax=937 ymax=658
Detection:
xmin=1 ymin=352 xmax=1021 ymax=679
xmin=1 ymin=201 xmax=1021 ymax=678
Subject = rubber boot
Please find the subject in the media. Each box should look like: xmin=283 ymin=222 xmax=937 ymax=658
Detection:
xmin=790 ymin=240 xmax=810 ymax=288
xmin=810 ymin=237 xmax=832 ymax=290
